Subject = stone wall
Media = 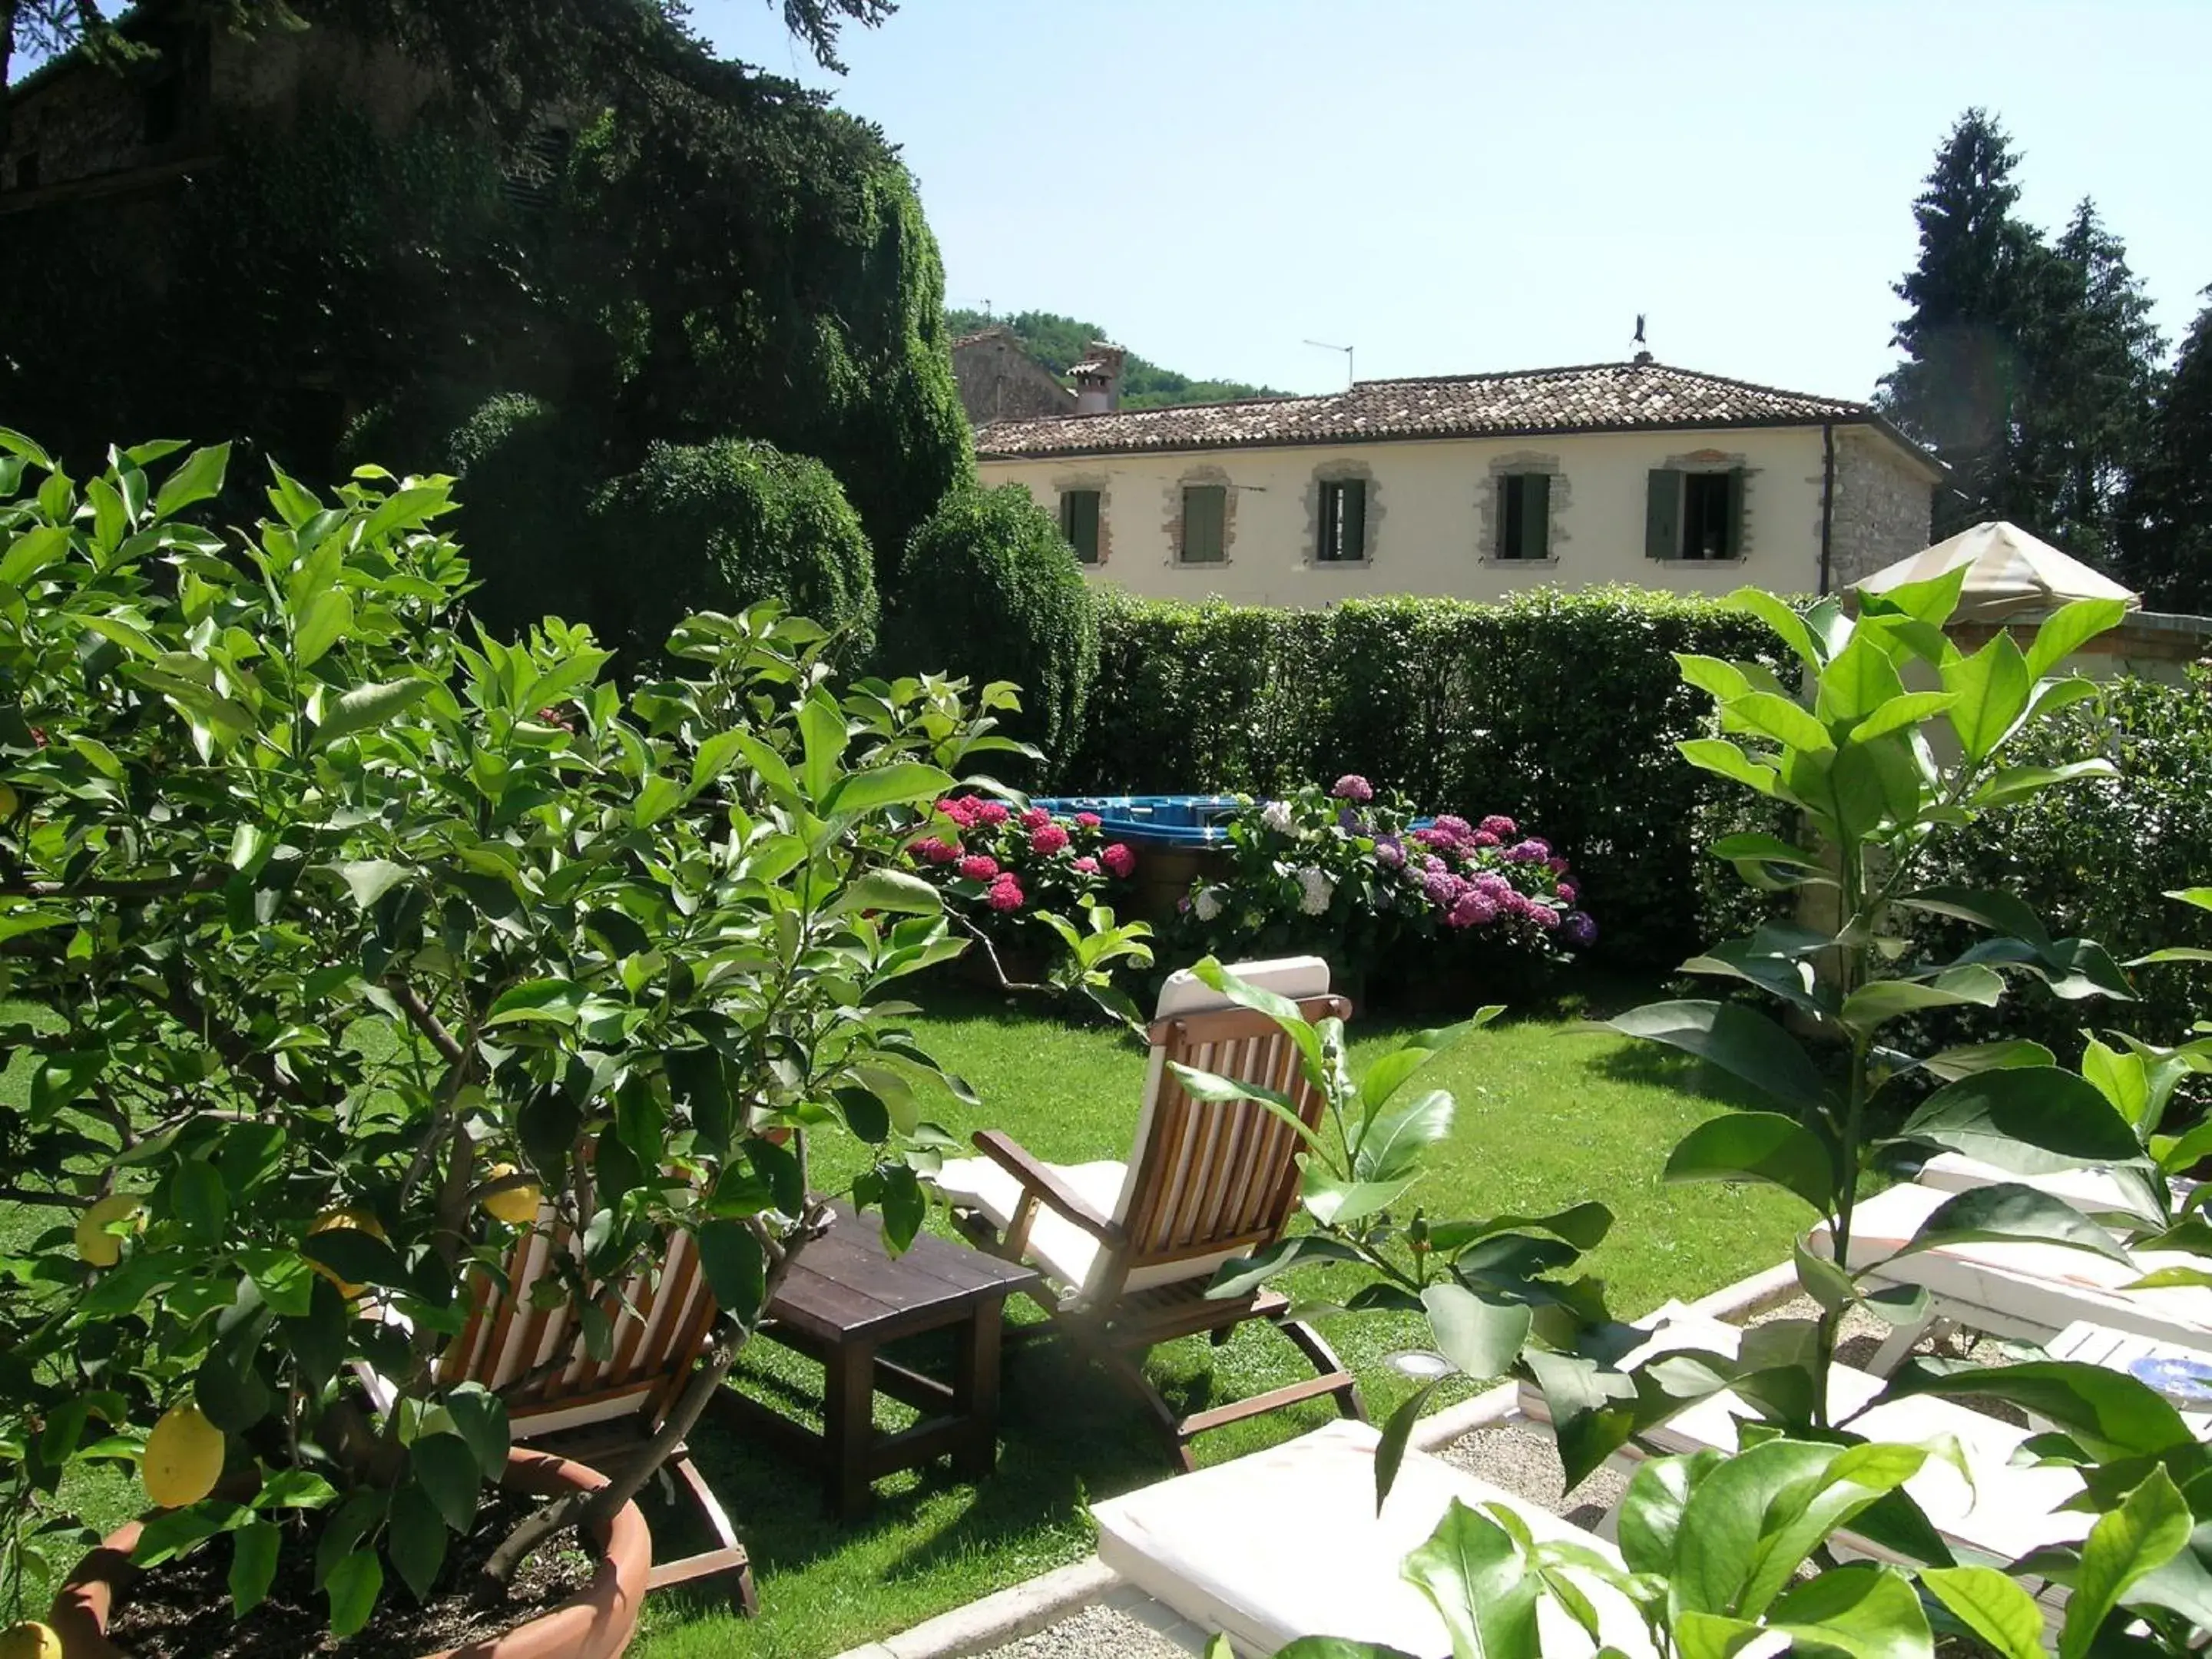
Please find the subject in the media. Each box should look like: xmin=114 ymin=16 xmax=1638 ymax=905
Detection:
xmin=1829 ymin=429 xmax=1936 ymax=590
xmin=952 ymin=329 xmax=1075 ymax=426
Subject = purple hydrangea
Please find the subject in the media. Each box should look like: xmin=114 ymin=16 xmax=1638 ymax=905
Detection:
xmin=1331 ymin=774 xmax=1375 ymax=803
xmin=1504 ymin=838 xmax=1549 ymax=864
xmin=1563 ymin=911 xmax=1598 ymax=948
xmin=1374 ymin=835 xmax=1406 ymax=869
xmin=1473 ymin=872 xmax=1514 ymax=898
xmin=1338 ymin=808 xmax=1369 ymax=834
xmin=1422 ymin=870 xmax=1465 ymax=908
xmin=1424 ymin=854 xmax=1447 ymax=874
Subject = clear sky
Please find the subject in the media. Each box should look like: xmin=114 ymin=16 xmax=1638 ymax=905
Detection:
xmin=694 ymin=0 xmax=2212 ymax=402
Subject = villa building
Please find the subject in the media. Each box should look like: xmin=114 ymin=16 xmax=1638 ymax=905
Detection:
xmin=974 ymin=356 xmax=1942 ymax=604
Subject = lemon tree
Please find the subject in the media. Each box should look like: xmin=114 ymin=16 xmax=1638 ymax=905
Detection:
xmin=0 ymin=432 xmax=1028 ymax=1636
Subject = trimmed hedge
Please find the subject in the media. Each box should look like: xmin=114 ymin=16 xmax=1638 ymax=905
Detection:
xmin=1071 ymin=587 xmax=1789 ymax=965
xmin=1932 ymin=667 xmax=2212 ymax=1056
xmin=884 ymin=485 xmax=1099 ymax=770
xmin=590 ymin=438 xmax=879 ymax=665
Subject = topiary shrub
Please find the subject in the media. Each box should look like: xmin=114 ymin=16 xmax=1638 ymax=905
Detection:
xmin=882 ymin=484 xmax=1099 ymax=771
xmin=588 ymin=438 xmax=879 ymax=667
xmin=426 ymin=393 xmax=606 ymax=642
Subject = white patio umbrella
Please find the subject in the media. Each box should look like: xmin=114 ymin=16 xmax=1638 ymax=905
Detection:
xmin=1856 ymin=521 xmax=2139 ymax=623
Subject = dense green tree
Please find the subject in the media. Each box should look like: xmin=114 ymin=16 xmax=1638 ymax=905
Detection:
xmin=2021 ymin=199 xmax=2166 ymax=565
xmin=2121 ymin=294 xmax=2212 ymax=610
xmin=1877 ymin=110 xmax=2054 ymax=537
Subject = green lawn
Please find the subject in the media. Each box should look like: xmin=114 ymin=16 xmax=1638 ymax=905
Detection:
xmin=2 ymin=979 xmax=1808 ymax=1654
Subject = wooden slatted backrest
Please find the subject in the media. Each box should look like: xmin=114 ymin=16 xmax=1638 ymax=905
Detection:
xmin=435 ymin=1211 xmax=717 ymax=1432
xmin=1105 ymin=992 xmax=1349 ymax=1296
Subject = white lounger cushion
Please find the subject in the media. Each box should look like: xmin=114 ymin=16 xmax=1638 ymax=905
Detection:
xmin=1916 ymin=1152 xmax=2174 ymax=1220
xmin=1816 ymin=1182 xmax=2212 ymax=1347
xmin=1091 ymin=1419 xmax=1657 ymax=1659
xmin=932 ymin=956 xmax=1332 ymax=1300
xmin=1601 ymin=1306 xmax=2089 ymax=1565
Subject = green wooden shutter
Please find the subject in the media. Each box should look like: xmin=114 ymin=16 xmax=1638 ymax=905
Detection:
xmin=1724 ymin=467 xmax=1747 ymax=558
xmin=1521 ymin=473 xmax=1551 ymax=559
xmin=1645 ymin=469 xmax=1681 ymax=560
xmin=1061 ymin=490 xmax=1101 ymax=563
xmin=1183 ymin=485 xmax=1226 ymax=563
xmin=1341 ymin=479 xmax=1366 ymax=561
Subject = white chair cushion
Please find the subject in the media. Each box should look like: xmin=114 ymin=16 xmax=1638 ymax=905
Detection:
xmin=1091 ymin=1419 xmax=1657 ymax=1659
xmin=1816 ymin=1182 xmax=2212 ymax=1347
xmin=930 ymin=1155 xmax=1128 ymax=1296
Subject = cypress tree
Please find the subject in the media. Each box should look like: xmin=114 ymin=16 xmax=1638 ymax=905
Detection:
xmin=2121 ymin=295 xmax=2212 ymax=610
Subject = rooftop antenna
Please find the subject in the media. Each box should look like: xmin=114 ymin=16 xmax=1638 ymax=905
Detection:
xmin=1304 ymin=339 xmax=1355 ymax=389
xmin=1633 ymin=313 xmax=1652 ymax=364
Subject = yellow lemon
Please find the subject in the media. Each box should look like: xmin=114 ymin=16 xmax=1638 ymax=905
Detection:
xmin=74 ymin=1193 xmax=144 ymax=1269
xmin=0 ymin=783 xmax=18 ymax=820
xmin=478 ymin=1164 xmax=541 ymax=1227
xmin=141 ymin=1405 xmax=224 ymax=1510
xmin=0 ymin=1622 xmax=62 ymax=1659
xmin=306 ymin=1206 xmax=386 ymax=1299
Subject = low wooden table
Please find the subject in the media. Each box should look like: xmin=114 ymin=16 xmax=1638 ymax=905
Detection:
xmin=719 ymin=1202 xmax=1042 ymax=1518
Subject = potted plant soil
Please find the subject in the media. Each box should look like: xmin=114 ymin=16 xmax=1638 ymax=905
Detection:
xmin=0 ymin=435 xmax=1015 ymax=1654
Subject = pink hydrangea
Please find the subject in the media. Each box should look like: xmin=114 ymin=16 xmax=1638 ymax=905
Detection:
xmin=1530 ymin=906 xmax=1561 ymax=932
xmin=1331 ymin=774 xmax=1375 ymax=803
xmin=1479 ymin=815 xmax=1518 ymax=838
xmin=1447 ymin=892 xmax=1499 ymax=929
xmin=1556 ymin=880 xmax=1578 ymax=904
xmin=1071 ymin=855 xmax=1101 ymax=875
xmin=1074 ymin=811 xmax=1103 ymax=830
xmin=986 ymin=875 xmax=1024 ymax=912
xmin=972 ymin=800 xmax=1011 ymax=826
xmin=1470 ymin=830 xmax=1501 ymax=849
xmin=909 ymin=836 xmax=961 ymax=866
xmin=1019 ymin=806 xmax=1053 ymax=830
xmin=935 ymin=796 xmax=978 ymax=827
xmin=1031 ymin=823 xmax=1071 ymax=856
xmin=1432 ymin=815 xmax=1472 ymax=841
xmin=1423 ymin=870 xmax=1464 ymax=908
xmin=1547 ymin=856 xmax=1571 ymax=876
xmin=955 ymin=854 xmax=1001 ymax=882
xmin=1101 ymin=843 xmax=1136 ymax=878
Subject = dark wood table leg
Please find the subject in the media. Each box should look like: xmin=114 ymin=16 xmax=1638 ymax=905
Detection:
xmin=824 ymin=1337 xmax=879 ymax=1520
xmin=950 ymin=1293 xmax=1006 ymax=1480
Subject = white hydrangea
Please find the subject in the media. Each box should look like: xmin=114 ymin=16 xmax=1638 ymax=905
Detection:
xmin=1194 ymin=886 xmax=1224 ymax=922
xmin=1260 ymin=799 xmax=1296 ymax=836
xmin=1298 ymin=866 xmax=1335 ymax=916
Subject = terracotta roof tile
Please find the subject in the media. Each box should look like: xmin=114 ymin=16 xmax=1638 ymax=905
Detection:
xmin=975 ymin=359 xmax=1889 ymax=460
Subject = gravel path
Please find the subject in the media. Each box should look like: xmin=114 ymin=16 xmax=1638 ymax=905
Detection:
xmin=970 ymin=1592 xmax=1206 ymax=1658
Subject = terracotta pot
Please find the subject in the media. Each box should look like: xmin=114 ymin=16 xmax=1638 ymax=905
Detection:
xmin=50 ymin=1448 xmax=651 ymax=1659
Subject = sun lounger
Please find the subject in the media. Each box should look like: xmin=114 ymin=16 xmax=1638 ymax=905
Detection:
xmin=1090 ymin=1419 xmax=1657 ymax=1659
xmin=1914 ymin=1151 xmax=2175 ymax=1222
xmin=1517 ymin=1303 xmax=2088 ymax=1601
xmin=1813 ymin=1181 xmax=2212 ymax=1366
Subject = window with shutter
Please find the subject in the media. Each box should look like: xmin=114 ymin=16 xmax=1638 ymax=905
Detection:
xmin=1645 ymin=469 xmax=1683 ymax=560
xmin=1317 ymin=479 xmax=1366 ymax=561
xmin=1059 ymin=489 xmax=1101 ymax=564
xmin=1181 ymin=485 xmax=1227 ymax=564
xmin=1498 ymin=474 xmax=1552 ymax=560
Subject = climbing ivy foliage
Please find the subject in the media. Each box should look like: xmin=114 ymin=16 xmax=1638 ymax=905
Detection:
xmin=0 ymin=1 xmax=968 ymax=648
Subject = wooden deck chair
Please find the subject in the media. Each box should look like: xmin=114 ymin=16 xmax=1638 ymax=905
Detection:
xmin=929 ymin=955 xmax=1366 ymax=1469
xmin=367 ymin=1210 xmax=757 ymax=1613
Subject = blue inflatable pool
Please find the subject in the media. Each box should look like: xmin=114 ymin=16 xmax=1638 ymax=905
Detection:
xmin=1031 ymin=794 xmax=1243 ymax=847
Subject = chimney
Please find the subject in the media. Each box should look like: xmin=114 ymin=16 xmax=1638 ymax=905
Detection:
xmin=1071 ymin=341 xmax=1125 ymax=416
